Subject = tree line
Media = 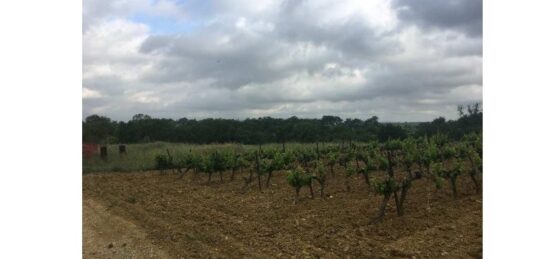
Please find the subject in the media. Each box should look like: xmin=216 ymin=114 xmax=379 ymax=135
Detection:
xmin=83 ymin=103 xmax=481 ymax=144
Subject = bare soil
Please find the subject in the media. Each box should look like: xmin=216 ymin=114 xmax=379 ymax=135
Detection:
xmin=83 ymin=169 xmax=482 ymax=258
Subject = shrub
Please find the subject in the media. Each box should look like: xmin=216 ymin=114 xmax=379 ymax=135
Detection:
xmin=286 ymin=167 xmax=313 ymax=203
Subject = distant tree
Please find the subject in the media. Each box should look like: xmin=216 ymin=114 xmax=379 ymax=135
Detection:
xmin=321 ymin=115 xmax=343 ymax=127
xmin=132 ymin=114 xmax=152 ymax=121
xmin=378 ymin=123 xmax=407 ymax=142
xmin=83 ymin=115 xmax=116 ymax=143
xmin=83 ymin=104 xmax=481 ymax=145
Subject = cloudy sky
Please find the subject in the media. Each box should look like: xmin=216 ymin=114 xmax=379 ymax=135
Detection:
xmin=83 ymin=0 xmax=482 ymax=122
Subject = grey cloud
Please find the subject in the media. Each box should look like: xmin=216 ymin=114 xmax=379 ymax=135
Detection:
xmin=276 ymin=3 xmax=398 ymax=60
xmin=83 ymin=75 xmax=128 ymax=96
xmin=367 ymin=57 xmax=482 ymax=98
xmin=139 ymin=35 xmax=292 ymax=88
xmin=393 ymin=0 xmax=482 ymax=37
xmin=140 ymin=40 xmax=329 ymax=89
xmin=137 ymin=4 xmax=394 ymax=90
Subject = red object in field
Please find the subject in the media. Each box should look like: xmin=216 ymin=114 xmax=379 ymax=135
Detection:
xmin=83 ymin=143 xmax=99 ymax=159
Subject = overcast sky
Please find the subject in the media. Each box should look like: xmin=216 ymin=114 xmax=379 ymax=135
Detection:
xmin=83 ymin=0 xmax=482 ymax=122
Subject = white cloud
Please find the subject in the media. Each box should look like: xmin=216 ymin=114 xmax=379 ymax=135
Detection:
xmin=83 ymin=0 xmax=482 ymax=122
xmin=82 ymin=87 xmax=102 ymax=99
xmin=128 ymin=91 xmax=160 ymax=104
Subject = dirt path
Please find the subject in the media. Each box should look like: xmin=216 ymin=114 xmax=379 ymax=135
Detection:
xmin=83 ymin=198 xmax=169 ymax=259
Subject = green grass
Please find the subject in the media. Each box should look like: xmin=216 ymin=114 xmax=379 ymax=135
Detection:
xmin=82 ymin=142 xmax=331 ymax=173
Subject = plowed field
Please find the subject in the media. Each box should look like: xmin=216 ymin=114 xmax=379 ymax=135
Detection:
xmin=83 ymin=169 xmax=482 ymax=258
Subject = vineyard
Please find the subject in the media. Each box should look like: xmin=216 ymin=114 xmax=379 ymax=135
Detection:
xmin=83 ymin=133 xmax=482 ymax=258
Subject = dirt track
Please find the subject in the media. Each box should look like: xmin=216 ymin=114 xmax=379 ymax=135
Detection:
xmin=83 ymin=198 xmax=169 ymax=258
xmin=83 ymin=169 xmax=482 ymax=258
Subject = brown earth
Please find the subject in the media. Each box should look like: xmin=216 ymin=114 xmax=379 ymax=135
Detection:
xmin=83 ymin=168 xmax=482 ymax=258
xmin=83 ymin=198 xmax=170 ymax=258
